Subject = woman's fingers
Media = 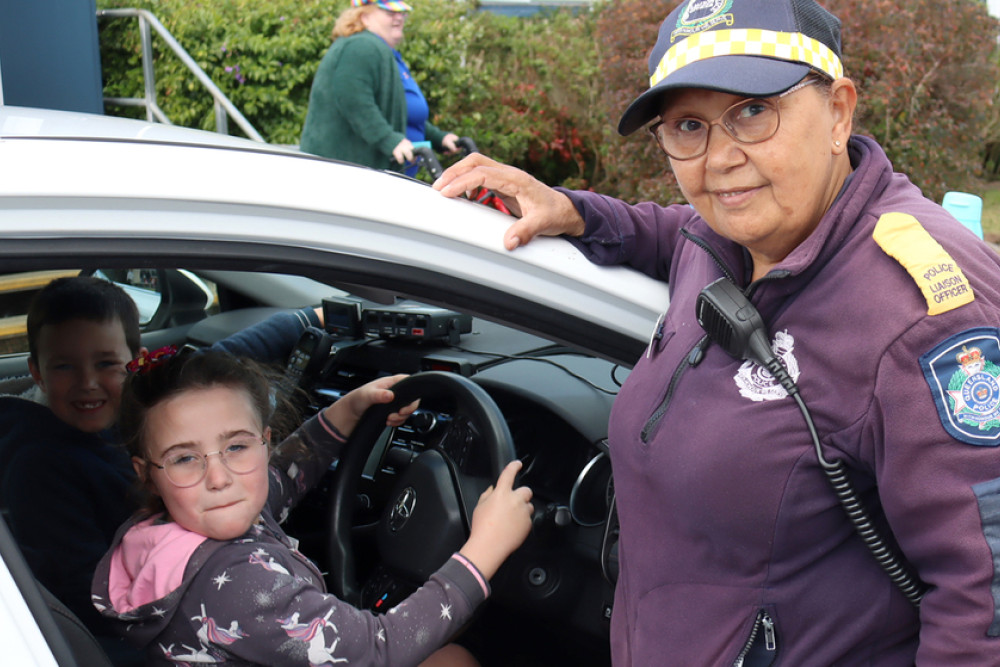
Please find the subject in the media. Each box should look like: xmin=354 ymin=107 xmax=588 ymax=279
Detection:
xmin=434 ymin=156 xmax=584 ymax=250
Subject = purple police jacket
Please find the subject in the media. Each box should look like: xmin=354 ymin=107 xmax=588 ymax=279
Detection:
xmin=563 ymin=135 xmax=1000 ymax=665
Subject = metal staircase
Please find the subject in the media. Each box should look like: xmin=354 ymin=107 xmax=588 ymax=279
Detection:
xmin=96 ymin=7 xmax=264 ymax=142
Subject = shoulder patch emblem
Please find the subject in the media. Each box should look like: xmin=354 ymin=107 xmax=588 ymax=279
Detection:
xmin=921 ymin=327 xmax=1000 ymax=446
xmin=873 ymin=212 xmax=974 ymax=315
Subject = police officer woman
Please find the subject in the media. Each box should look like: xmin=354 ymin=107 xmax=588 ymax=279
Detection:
xmin=435 ymin=0 xmax=1000 ymax=663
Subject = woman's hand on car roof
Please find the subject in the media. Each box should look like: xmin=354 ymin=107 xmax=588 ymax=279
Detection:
xmin=433 ymin=153 xmax=585 ymax=251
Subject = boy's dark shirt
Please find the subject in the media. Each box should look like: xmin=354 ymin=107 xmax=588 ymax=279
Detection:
xmin=0 ymin=402 xmax=133 ymax=634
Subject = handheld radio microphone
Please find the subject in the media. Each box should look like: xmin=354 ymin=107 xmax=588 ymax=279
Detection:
xmin=694 ymin=277 xmax=925 ymax=606
xmin=695 ymin=278 xmax=797 ymax=397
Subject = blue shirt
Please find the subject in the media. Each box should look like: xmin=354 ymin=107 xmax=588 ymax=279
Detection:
xmin=393 ymin=49 xmax=429 ymax=177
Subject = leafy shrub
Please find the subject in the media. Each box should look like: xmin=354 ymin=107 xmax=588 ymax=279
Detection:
xmin=594 ymin=0 xmax=683 ymax=205
xmin=826 ymin=0 xmax=999 ymax=201
xmin=96 ymin=0 xmax=999 ymax=201
xmin=593 ymin=0 xmax=1000 ymax=204
xmin=97 ymin=0 xmax=604 ymax=185
xmin=98 ymin=0 xmax=333 ymax=144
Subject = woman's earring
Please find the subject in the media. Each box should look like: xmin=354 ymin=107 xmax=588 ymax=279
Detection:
xmin=835 ymin=140 xmax=842 ymax=147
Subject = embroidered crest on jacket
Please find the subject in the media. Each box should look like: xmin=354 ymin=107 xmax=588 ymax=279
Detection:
xmin=734 ymin=330 xmax=799 ymax=401
xmin=922 ymin=327 xmax=1000 ymax=445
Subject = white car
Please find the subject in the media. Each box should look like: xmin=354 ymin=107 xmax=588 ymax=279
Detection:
xmin=0 ymin=105 xmax=669 ymax=666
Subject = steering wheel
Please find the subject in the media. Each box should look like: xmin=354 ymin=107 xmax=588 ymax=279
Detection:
xmin=326 ymin=371 xmax=516 ymax=605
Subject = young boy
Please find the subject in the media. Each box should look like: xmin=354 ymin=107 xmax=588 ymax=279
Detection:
xmin=0 ymin=275 xmax=321 ymax=644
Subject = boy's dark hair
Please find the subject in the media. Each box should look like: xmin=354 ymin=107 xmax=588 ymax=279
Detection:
xmin=27 ymin=276 xmax=142 ymax=362
xmin=120 ymin=348 xmax=302 ymax=516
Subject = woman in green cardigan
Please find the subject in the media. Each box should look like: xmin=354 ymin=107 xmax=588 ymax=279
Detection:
xmin=300 ymin=0 xmax=459 ymax=175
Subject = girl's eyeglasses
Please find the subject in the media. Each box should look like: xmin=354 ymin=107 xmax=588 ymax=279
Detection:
xmin=147 ymin=437 xmax=268 ymax=488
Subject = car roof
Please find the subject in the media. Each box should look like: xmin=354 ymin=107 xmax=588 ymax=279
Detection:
xmin=0 ymin=106 xmax=671 ymax=364
xmin=0 ymin=104 xmax=279 ymax=149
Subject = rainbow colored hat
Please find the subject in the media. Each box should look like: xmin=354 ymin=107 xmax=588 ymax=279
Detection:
xmin=351 ymin=0 xmax=412 ymax=11
xmin=618 ymin=0 xmax=843 ymax=136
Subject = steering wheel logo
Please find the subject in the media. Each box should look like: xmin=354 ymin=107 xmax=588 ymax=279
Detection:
xmin=389 ymin=486 xmax=417 ymax=532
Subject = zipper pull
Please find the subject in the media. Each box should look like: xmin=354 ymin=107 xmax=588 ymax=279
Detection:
xmin=762 ymin=613 xmax=776 ymax=652
xmin=687 ymin=335 xmax=710 ymax=366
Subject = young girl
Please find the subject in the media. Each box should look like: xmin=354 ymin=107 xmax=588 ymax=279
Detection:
xmin=91 ymin=348 xmax=533 ymax=666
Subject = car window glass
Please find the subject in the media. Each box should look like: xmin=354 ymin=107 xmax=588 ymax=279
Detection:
xmin=92 ymin=269 xmax=163 ymax=326
xmin=0 ymin=270 xmax=79 ymax=355
xmin=0 ymin=269 xmax=213 ymax=355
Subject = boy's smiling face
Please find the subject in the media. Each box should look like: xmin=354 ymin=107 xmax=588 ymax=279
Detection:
xmin=28 ymin=317 xmax=134 ymax=433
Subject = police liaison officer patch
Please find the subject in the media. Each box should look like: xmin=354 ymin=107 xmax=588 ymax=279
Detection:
xmin=921 ymin=328 xmax=1000 ymax=446
xmin=873 ymin=212 xmax=975 ymax=316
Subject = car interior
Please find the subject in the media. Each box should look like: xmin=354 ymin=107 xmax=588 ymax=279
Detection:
xmin=0 ymin=265 xmax=623 ymax=666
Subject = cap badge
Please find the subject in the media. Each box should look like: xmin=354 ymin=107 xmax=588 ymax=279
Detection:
xmin=674 ymin=0 xmax=734 ymax=41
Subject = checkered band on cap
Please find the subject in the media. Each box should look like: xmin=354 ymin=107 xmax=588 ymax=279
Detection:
xmin=651 ymin=28 xmax=844 ymax=88
xmin=351 ymin=0 xmax=412 ymax=11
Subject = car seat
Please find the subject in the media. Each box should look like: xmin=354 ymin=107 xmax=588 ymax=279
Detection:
xmin=0 ymin=513 xmax=113 ymax=666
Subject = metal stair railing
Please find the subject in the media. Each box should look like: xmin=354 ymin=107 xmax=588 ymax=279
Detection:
xmin=96 ymin=7 xmax=264 ymax=142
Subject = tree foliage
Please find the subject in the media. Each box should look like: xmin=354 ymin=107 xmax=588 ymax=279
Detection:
xmin=594 ymin=0 xmax=682 ymax=204
xmin=96 ymin=0 xmax=999 ymax=201
xmin=826 ymin=0 xmax=999 ymax=201
xmin=98 ymin=0 xmax=333 ymax=144
xmin=96 ymin=0 xmax=604 ymax=185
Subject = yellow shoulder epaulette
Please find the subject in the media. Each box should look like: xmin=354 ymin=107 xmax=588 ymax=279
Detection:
xmin=872 ymin=212 xmax=975 ymax=316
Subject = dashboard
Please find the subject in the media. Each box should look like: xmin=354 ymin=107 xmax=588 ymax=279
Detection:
xmin=228 ymin=301 xmax=624 ymax=662
xmin=0 ymin=269 xmax=622 ymax=665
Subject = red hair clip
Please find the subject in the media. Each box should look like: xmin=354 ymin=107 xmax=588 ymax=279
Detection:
xmin=126 ymin=345 xmax=179 ymax=374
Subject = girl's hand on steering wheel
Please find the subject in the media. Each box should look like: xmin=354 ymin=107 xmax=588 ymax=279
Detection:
xmin=323 ymin=374 xmax=417 ymax=436
xmin=459 ymin=460 xmax=534 ymax=580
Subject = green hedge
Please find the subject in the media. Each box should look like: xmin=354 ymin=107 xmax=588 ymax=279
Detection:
xmin=98 ymin=0 xmax=335 ymax=145
xmin=96 ymin=0 xmax=604 ymax=186
xmin=97 ymin=0 xmax=999 ymax=202
xmin=828 ymin=0 xmax=999 ymax=202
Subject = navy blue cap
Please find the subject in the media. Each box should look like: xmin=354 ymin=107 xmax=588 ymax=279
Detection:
xmin=618 ymin=0 xmax=843 ymax=136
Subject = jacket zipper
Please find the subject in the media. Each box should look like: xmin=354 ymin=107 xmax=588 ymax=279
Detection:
xmin=639 ymin=229 xmax=730 ymax=443
xmin=679 ymin=227 xmax=792 ymax=297
xmin=680 ymin=228 xmax=738 ymax=283
xmin=667 ymin=230 xmax=784 ymax=667
xmin=640 ymin=334 xmax=709 ymax=442
xmin=733 ymin=610 xmax=777 ymax=667
xmin=640 ymin=229 xmax=794 ymax=442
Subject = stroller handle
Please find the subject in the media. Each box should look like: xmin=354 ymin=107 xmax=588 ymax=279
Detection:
xmin=411 ymin=144 xmax=443 ymax=180
xmin=411 ymin=137 xmax=480 ymax=181
xmin=456 ymin=136 xmax=479 ymax=155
